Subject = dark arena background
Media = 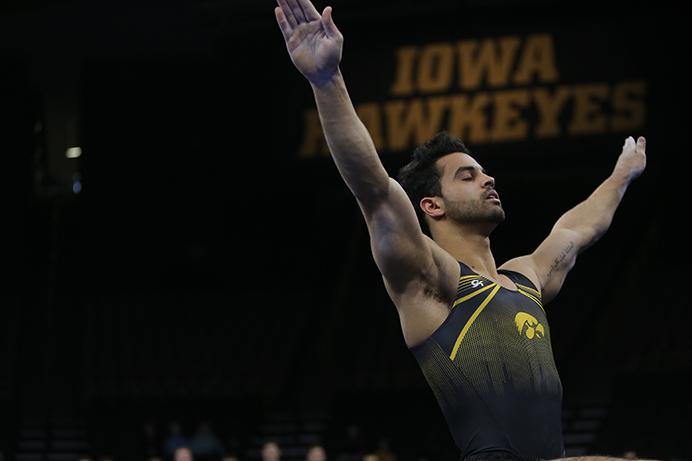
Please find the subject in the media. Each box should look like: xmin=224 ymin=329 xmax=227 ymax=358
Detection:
xmin=1 ymin=0 xmax=690 ymax=460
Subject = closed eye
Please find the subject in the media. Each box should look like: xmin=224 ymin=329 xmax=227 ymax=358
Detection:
xmin=454 ymin=165 xmax=484 ymax=181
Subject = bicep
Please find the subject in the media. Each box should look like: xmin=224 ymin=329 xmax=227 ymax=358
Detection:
xmin=358 ymin=178 xmax=436 ymax=292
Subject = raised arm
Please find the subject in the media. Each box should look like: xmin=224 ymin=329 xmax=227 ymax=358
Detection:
xmin=275 ymin=1 xmax=386 ymax=205
xmin=275 ymin=0 xmax=444 ymax=291
xmin=501 ymin=136 xmax=647 ymax=304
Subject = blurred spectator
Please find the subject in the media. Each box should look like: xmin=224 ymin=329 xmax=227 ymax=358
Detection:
xmin=141 ymin=419 xmax=160 ymax=459
xmin=261 ymin=440 xmax=282 ymax=461
xmin=189 ymin=421 xmax=225 ymax=459
xmin=163 ymin=421 xmax=189 ymax=458
xmin=225 ymin=435 xmax=242 ymax=460
xmin=336 ymin=424 xmax=366 ymax=461
xmin=306 ymin=444 xmax=327 ymax=461
xmin=362 ymin=454 xmax=378 ymax=461
xmin=174 ymin=447 xmax=194 ymax=461
xmin=374 ymin=438 xmax=395 ymax=461
xmin=622 ymin=451 xmax=638 ymax=460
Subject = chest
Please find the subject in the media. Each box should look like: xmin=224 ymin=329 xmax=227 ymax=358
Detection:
xmin=433 ymin=277 xmax=550 ymax=355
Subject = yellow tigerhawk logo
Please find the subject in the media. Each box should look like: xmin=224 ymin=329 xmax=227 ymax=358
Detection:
xmin=514 ymin=312 xmax=545 ymax=339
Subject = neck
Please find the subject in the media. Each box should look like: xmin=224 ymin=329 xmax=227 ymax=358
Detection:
xmin=431 ymin=221 xmax=500 ymax=279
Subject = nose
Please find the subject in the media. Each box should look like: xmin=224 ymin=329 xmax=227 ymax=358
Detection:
xmin=482 ymin=173 xmax=495 ymax=189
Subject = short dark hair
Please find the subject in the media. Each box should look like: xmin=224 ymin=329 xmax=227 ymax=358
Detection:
xmin=397 ymin=131 xmax=472 ymax=228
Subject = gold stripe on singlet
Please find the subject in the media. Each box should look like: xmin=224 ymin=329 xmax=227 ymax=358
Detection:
xmin=450 ymin=283 xmax=501 ymax=361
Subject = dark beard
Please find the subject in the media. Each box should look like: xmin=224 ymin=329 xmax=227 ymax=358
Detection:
xmin=444 ymin=197 xmax=506 ymax=224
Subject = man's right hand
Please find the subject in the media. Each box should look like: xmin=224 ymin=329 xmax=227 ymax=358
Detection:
xmin=275 ymin=0 xmax=343 ymax=86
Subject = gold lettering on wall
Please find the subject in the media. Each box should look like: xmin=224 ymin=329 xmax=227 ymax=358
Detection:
xmin=611 ymin=81 xmax=647 ymax=132
xmin=448 ymin=93 xmax=491 ymax=144
xmin=418 ymin=43 xmax=455 ymax=93
xmin=569 ymin=83 xmax=610 ymax=135
xmin=513 ymin=34 xmax=559 ymax=85
xmin=384 ymin=97 xmax=448 ymax=151
xmin=300 ymin=33 xmax=647 ymax=157
xmin=390 ymin=46 xmax=418 ymax=96
xmin=491 ymin=89 xmax=530 ymax=142
xmin=533 ymin=87 xmax=572 ymax=138
xmin=458 ymin=36 xmax=521 ymax=89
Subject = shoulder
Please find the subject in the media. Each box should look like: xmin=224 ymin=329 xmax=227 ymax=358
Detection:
xmin=384 ymin=239 xmax=462 ymax=348
xmin=498 ymin=256 xmax=542 ymax=292
xmin=384 ymin=235 xmax=460 ymax=303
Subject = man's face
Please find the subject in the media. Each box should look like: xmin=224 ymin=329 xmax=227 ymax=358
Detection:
xmin=433 ymin=152 xmax=505 ymax=225
xmin=174 ymin=448 xmax=193 ymax=461
xmin=262 ymin=443 xmax=281 ymax=460
xmin=307 ymin=446 xmax=326 ymax=461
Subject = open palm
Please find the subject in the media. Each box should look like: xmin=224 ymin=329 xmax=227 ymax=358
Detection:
xmin=275 ymin=0 xmax=343 ymax=85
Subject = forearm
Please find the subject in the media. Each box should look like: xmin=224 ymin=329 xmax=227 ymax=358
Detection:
xmin=553 ymin=172 xmax=630 ymax=248
xmin=311 ymin=70 xmax=390 ymax=204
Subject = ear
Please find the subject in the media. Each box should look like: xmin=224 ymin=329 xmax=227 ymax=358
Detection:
xmin=420 ymin=196 xmax=445 ymax=219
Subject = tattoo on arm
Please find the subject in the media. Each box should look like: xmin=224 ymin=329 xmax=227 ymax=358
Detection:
xmin=546 ymin=240 xmax=575 ymax=280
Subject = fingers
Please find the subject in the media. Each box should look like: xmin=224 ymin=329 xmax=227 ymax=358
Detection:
xmin=623 ymin=135 xmax=646 ymax=154
xmin=322 ymin=6 xmax=341 ymax=39
xmin=636 ymin=136 xmax=646 ymax=157
xmin=284 ymin=0 xmax=308 ymax=24
xmin=274 ymin=7 xmax=293 ymax=41
xmin=276 ymin=0 xmax=322 ymax=37
xmin=276 ymin=0 xmax=298 ymax=28
xmin=297 ymin=0 xmax=321 ymax=20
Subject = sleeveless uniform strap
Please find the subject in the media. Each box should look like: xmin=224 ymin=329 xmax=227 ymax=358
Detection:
xmin=498 ymin=269 xmax=543 ymax=304
xmin=497 ymin=269 xmax=538 ymax=290
xmin=458 ymin=260 xmax=477 ymax=277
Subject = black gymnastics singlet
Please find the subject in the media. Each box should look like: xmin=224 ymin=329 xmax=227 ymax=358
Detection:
xmin=409 ymin=261 xmax=565 ymax=460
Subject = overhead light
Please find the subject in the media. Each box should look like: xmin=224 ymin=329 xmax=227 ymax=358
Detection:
xmin=66 ymin=146 xmax=82 ymax=158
